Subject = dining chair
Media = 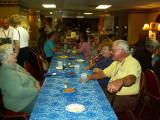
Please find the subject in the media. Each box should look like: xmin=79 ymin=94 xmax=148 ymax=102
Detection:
xmin=138 ymin=69 xmax=160 ymax=116
xmin=117 ymin=72 xmax=145 ymax=120
xmin=24 ymin=61 xmax=44 ymax=85
xmin=30 ymin=49 xmax=44 ymax=75
xmin=0 ymin=90 xmax=30 ymax=120
xmin=125 ymin=72 xmax=145 ymax=120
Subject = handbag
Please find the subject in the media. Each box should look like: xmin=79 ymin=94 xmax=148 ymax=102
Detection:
xmin=39 ymin=55 xmax=49 ymax=71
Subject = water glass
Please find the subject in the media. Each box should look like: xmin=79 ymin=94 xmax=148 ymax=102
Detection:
xmin=81 ymin=73 xmax=87 ymax=83
xmin=75 ymin=64 xmax=80 ymax=73
xmin=57 ymin=61 xmax=63 ymax=67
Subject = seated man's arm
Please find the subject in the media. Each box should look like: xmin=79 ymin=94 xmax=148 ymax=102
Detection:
xmin=107 ymin=74 xmax=136 ymax=93
xmin=86 ymin=71 xmax=106 ymax=82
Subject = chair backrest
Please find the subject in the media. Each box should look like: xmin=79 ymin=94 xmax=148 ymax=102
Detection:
xmin=24 ymin=61 xmax=44 ymax=81
xmin=138 ymin=72 xmax=145 ymax=99
xmin=144 ymin=69 xmax=160 ymax=102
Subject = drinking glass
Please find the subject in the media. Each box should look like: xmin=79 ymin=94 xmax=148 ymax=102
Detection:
xmin=81 ymin=73 xmax=87 ymax=83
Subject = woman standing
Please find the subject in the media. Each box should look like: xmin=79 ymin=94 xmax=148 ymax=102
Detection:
xmin=0 ymin=44 xmax=40 ymax=113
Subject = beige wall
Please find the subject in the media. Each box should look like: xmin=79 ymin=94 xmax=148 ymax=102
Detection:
xmin=128 ymin=10 xmax=160 ymax=44
xmin=0 ymin=6 xmax=19 ymax=17
xmin=128 ymin=13 xmax=147 ymax=44
xmin=117 ymin=15 xmax=128 ymax=38
xmin=19 ymin=9 xmax=29 ymax=30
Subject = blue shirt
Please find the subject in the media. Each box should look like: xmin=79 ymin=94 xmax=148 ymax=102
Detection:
xmin=43 ymin=40 xmax=55 ymax=57
xmin=92 ymin=56 xmax=113 ymax=88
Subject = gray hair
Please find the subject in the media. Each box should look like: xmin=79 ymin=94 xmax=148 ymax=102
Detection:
xmin=114 ymin=40 xmax=130 ymax=53
xmin=0 ymin=44 xmax=13 ymax=64
xmin=10 ymin=14 xmax=21 ymax=25
xmin=145 ymin=39 xmax=160 ymax=50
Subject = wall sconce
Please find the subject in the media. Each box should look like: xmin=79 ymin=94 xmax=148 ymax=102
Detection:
xmin=157 ymin=24 xmax=160 ymax=31
xmin=142 ymin=22 xmax=160 ymax=38
xmin=142 ymin=23 xmax=150 ymax=31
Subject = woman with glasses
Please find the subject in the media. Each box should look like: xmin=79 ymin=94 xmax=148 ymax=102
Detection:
xmin=85 ymin=43 xmax=113 ymax=92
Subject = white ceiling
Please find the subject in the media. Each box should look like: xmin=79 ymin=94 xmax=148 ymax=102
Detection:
xmin=17 ymin=0 xmax=160 ymax=18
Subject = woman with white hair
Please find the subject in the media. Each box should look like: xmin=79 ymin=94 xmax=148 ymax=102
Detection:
xmin=0 ymin=44 xmax=40 ymax=113
xmin=10 ymin=14 xmax=31 ymax=67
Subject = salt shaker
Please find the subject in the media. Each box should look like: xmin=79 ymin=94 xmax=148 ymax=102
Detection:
xmin=64 ymin=82 xmax=70 ymax=88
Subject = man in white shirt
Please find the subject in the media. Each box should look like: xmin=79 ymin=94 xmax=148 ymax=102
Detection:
xmin=10 ymin=14 xmax=31 ymax=67
xmin=0 ymin=17 xmax=15 ymax=45
xmin=44 ymin=21 xmax=54 ymax=35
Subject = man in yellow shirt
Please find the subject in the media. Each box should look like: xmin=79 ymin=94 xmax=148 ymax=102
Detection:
xmin=85 ymin=40 xmax=141 ymax=113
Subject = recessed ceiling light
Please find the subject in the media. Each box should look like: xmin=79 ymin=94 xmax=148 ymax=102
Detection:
xmin=84 ymin=12 xmax=93 ymax=15
xmin=77 ymin=16 xmax=84 ymax=18
xmin=96 ymin=5 xmax=112 ymax=9
xmin=42 ymin=4 xmax=56 ymax=8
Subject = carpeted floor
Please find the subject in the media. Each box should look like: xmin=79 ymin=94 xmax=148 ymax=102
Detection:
xmin=117 ymin=98 xmax=160 ymax=120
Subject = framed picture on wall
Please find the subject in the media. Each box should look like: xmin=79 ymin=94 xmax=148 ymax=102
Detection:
xmin=104 ymin=16 xmax=114 ymax=35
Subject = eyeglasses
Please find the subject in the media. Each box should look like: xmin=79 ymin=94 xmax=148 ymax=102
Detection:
xmin=111 ymin=49 xmax=123 ymax=53
xmin=101 ymin=48 xmax=110 ymax=51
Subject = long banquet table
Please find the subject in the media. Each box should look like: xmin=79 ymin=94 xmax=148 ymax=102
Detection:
xmin=29 ymin=51 xmax=118 ymax=120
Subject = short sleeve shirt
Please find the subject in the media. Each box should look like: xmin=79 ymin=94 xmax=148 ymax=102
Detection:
xmin=12 ymin=26 xmax=29 ymax=48
xmin=43 ymin=40 xmax=55 ymax=57
xmin=103 ymin=55 xmax=141 ymax=95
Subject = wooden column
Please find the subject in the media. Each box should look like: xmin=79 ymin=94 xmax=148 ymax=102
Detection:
xmin=29 ymin=9 xmax=37 ymax=45
xmin=99 ymin=15 xmax=105 ymax=35
xmin=40 ymin=14 xmax=45 ymax=27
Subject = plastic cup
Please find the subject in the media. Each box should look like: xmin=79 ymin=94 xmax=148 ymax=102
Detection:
xmin=81 ymin=73 xmax=87 ymax=83
xmin=58 ymin=61 xmax=63 ymax=67
xmin=75 ymin=65 xmax=80 ymax=73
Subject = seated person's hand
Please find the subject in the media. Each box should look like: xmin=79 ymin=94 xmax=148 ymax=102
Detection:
xmin=35 ymin=83 xmax=41 ymax=92
xmin=78 ymin=76 xmax=90 ymax=83
xmin=93 ymin=68 xmax=102 ymax=73
xmin=107 ymin=79 xmax=123 ymax=93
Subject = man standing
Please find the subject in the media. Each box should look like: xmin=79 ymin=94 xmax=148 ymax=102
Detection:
xmin=0 ymin=17 xmax=15 ymax=45
xmin=44 ymin=21 xmax=54 ymax=35
xmin=54 ymin=18 xmax=66 ymax=44
xmin=84 ymin=40 xmax=141 ymax=113
xmin=10 ymin=14 xmax=31 ymax=67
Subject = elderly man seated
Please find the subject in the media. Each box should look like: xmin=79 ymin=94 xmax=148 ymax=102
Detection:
xmin=81 ymin=40 xmax=141 ymax=113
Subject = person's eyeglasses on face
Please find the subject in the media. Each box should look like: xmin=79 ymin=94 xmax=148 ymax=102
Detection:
xmin=111 ymin=49 xmax=123 ymax=53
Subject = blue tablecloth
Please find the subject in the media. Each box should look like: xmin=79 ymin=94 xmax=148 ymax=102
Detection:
xmin=29 ymin=52 xmax=118 ymax=120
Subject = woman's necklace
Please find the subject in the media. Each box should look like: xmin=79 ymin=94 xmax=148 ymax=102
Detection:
xmin=3 ymin=29 xmax=10 ymax=38
xmin=113 ymin=60 xmax=125 ymax=77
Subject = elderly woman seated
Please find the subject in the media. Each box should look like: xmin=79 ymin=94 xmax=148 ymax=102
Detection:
xmin=0 ymin=44 xmax=40 ymax=113
xmin=85 ymin=43 xmax=113 ymax=93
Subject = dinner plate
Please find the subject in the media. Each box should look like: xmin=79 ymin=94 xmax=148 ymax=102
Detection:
xmin=55 ymin=52 xmax=63 ymax=54
xmin=56 ymin=66 xmax=63 ymax=69
xmin=69 ymin=65 xmax=75 ymax=68
xmin=76 ymin=59 xmax=84 ymax=62
xmin=43 ymin=72 xmax=57 ymax=77
xmin=66 ymin=104 xmax=85 ymax=113
xmin=65 ymin=72 xmax=74 ymax=77
xmin=58 ymin=55 xmax=69 ymax=58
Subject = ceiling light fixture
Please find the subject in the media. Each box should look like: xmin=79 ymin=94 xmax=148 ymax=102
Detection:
xmin=96 ymin=5 xmax=112 ymax=9
xmin=76 ymin=16 xmax=84 ymax=18
xmin=84 ymin=12 xmax=93 ymax=15
xmin=42 ymin=4 xmax=56 ymax=8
